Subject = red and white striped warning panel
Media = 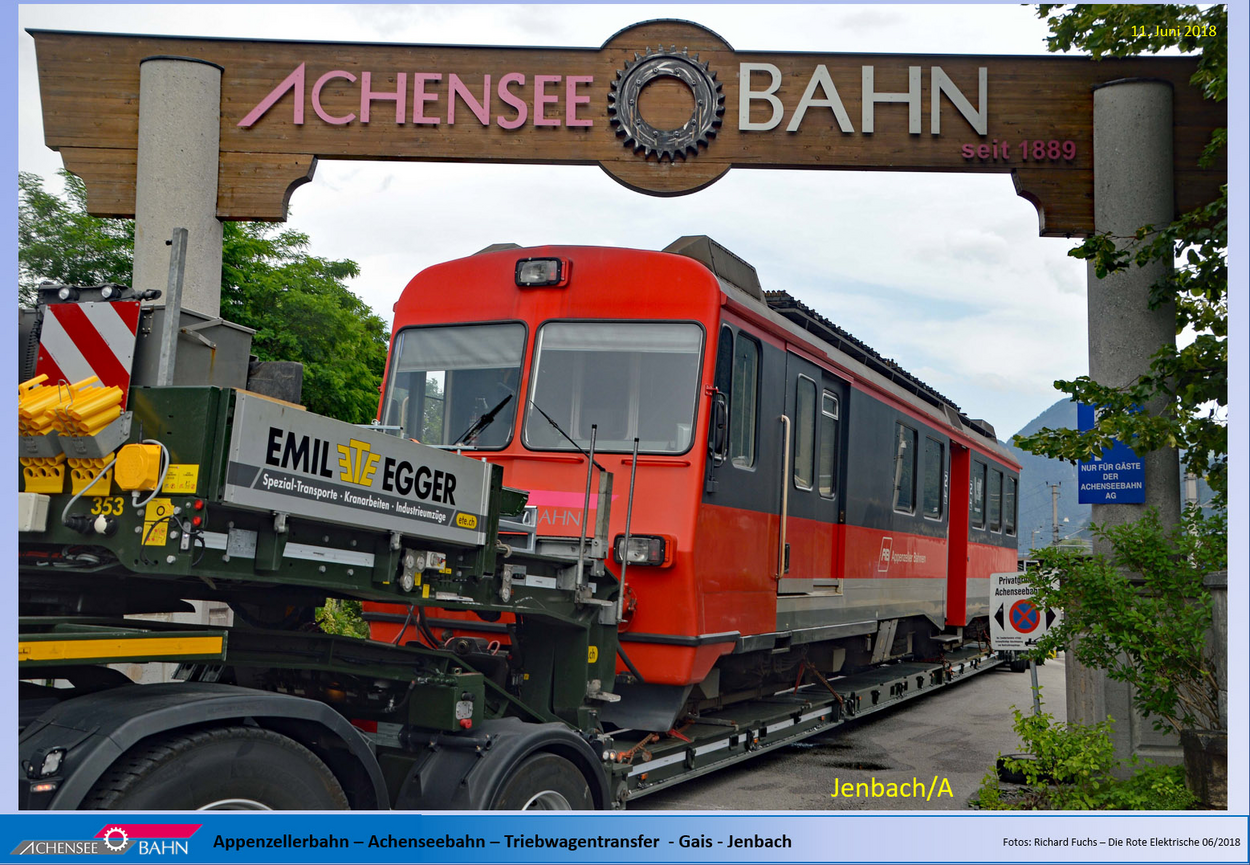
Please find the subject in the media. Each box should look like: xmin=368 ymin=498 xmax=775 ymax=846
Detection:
xmin=36 ymin=301 xmax=142 ymax=408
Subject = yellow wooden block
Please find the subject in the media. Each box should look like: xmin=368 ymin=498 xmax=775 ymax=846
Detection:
xmin=22 ymin=460 xmax=66 ymax=494
xmin=69 ymin=457 xmax=114 ymax=496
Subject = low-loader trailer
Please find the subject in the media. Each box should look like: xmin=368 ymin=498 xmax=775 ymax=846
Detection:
xmin=17 ymin=277 xmax=1001 ymax=811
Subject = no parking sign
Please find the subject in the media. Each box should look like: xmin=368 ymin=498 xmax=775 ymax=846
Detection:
xmin=989 ymin=570 xmax=1061 ymax=651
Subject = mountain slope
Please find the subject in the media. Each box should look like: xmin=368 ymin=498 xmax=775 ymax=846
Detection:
xmin=1006 ymin=400 xmax=1088 ymax=554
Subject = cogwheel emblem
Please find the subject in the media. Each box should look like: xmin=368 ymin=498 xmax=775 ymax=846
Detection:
xmin=608 ymin=46 xmax=725 ymax=161
xmin=102 ymin=827 xmax=129 ymax=852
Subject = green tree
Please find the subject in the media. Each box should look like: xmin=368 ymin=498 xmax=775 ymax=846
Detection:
xmin=1014 ymin=5 xmax=1228 ymax=506
xmin=18 ymin=169 xmax=389 ymax=423
xmin=18 ymin=171 xmax=134 ymax=304
xmin=220 ymin=222 xmax=389 ymax=423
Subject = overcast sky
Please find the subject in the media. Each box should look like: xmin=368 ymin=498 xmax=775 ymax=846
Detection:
xmin=11 ymin=4 xmax=1223 ymax=440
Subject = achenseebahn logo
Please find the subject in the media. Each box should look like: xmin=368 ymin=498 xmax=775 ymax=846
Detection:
xmin=11 ymin=824 xmax=201 ymax=856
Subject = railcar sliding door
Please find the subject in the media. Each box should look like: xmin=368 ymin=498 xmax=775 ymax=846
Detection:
xmin=945 ymin=443 xmax=971 ymax=626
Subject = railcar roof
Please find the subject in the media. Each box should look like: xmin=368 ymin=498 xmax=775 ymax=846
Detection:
xmin=661 ymin=238 xmax=1018 ymax=465
xmin=463 ymin=238 xmax=1020 ymax=466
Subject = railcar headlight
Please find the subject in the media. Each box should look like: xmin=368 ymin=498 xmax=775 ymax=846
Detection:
xmin=515 ymin=257 xmax=569 ymax=287
xmin=613 ymin=534 xmax=672 ymax=567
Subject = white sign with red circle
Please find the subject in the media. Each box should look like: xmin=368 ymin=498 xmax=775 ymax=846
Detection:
xmin=989 ymin=570 xmax=1061 ymax=651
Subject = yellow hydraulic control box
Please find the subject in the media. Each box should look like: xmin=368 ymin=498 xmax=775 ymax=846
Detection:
xmin=115 ymin=443 xmax=163 ymax=491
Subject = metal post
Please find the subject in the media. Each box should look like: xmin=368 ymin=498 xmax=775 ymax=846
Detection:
xmin=618 ymin=437 xmax=640 ymax=621
xmin=575 ymin=425 xmax=597 ymax=587
xmin=1029 ymin=659 xmax=1042 ymax=716
xmin=156 ymin=228 xmax=188 ymax=387
xmin=1050 ymin=482 xmax=1061 ymax=547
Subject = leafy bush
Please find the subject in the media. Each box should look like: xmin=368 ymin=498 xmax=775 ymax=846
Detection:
xmin=974 ymin=705 xmax=1195 ymax=811
xmin=1102 ymin=763 xmax=1198 ymax=811
xmin=317 ymin=598 xmax=369 ymax=639
xmin=1021 ymin=506 xmax=1225 ymax=735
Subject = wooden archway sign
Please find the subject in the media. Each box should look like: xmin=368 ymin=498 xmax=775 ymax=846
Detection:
xmin=30 ymin=19 xmax=1224 ymax=236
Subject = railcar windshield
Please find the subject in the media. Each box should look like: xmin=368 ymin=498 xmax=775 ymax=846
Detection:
xmin=524 ymin=321 xmax=703 ymax=454
xmin=381 ymin=323 xmax=525 ymax=448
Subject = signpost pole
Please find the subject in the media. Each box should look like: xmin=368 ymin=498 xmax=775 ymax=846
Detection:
xmin=991 ymin=568 xmax=1060 ymax=715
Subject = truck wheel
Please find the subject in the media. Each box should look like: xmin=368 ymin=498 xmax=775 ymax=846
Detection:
xmin=491 ymin=753 xmax=594 ymax=810
xmin=81 ymin=726 xmax=349 ymax=810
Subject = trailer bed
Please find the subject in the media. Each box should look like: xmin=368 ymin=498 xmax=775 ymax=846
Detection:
xmin=617 ymin=646 xmax=999 ymax=802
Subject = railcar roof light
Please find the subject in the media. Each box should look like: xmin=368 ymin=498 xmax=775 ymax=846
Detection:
xmin=515 ymin=257 xmax=569 ymax=288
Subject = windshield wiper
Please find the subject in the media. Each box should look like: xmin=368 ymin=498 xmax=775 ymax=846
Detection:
xmin=528 ymin=400 xmax=606 ymax=472
xmin=452 ymin=393 xmax=513 ymax=447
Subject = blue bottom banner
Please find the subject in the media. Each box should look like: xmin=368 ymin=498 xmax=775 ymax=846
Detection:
xmin=1 ymin=813 xmax=1246 ymax=864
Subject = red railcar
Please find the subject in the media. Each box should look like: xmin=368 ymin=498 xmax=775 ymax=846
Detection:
xmin=366 ymin=237 xmax=1019 ymax=729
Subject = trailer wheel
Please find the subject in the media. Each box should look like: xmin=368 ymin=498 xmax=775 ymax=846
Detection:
xmin=81 ymin=726 xmax=349 ymax=810
xmin=491 ymin=753 xmax=594 ymax=810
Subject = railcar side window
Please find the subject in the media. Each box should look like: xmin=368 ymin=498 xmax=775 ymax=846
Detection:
xmin=971 ymin=461 xmax=987 ymax=529
xmin=1004 ymin=476 xmax=1018 ymax=536
xmin=711 ymin=326 xmax=734 ymax=460
xmin=382 ymin=322 xmax=526 ymax=448
xmin=794 ymin=376 xmax=816 ymax=489
xmin=524 ymin=321 xmax=703 ymax=454
xmin=892 ymin=423 xmax=917 ymax=513
xmin=714 ymin=326 xmax=734 ymax=394
xmin=989 ymin=468 xmax=1003 ymax=532
xmin=730 ymin=334 xmax=760 ymax=468
xmin=923 ymin=437 xmax=944 ymax=518
xmin=818 ymin=392 xmax=839 ymax=498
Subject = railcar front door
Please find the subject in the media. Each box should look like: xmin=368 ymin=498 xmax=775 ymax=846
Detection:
xmin=779 ymin=351 xmax=842 ymax=595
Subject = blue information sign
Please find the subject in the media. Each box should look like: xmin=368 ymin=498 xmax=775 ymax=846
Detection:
xmin=1077 ymin=403 xmax=1146 ymax=504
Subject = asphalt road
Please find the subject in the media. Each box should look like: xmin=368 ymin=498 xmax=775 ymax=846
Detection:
xmin=629 ymin=654 xmax=1066 ymax=811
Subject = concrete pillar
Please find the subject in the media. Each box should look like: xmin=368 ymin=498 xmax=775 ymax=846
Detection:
xmin=132 ymin=56 xmax=224 ymax=318
xmin=1068 ymin=78 xmax=1182 ymax=766
xmin=126 ymin=58 xmax=232 ymax=685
